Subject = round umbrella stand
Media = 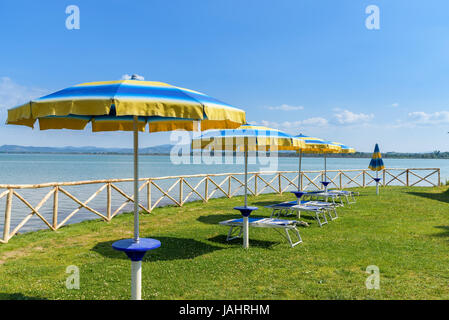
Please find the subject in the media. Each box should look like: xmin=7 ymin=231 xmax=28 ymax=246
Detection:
xmin=112 ymin=238 xmax=161 ymax=300
xmin=291 ymin=191 xmax=306 ymax=204
xmin=373 ymin=178 xmax=382 ymax=195
xmin=320 ymin=181 xmax=330 ymax=192
xmin=233 ymin=206 xmax=258 ymax=249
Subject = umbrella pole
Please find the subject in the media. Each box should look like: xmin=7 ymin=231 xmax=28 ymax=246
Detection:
xmin=243 ymin=144 xmax=249 ymax=249
xmin=244 ymin=146 xmax=248 ymax=208
xmin=298 ymin=150 xmax=302 ymax=191
xmin=132 ymin=116 xmax=141 ymax=300
xmin=133 ymin=117 xmax=140 ymax=242
xmin=376 ymin=170 xmax=379 ymax=195
xmin=324 ymin=154 xmax=327 ymax=192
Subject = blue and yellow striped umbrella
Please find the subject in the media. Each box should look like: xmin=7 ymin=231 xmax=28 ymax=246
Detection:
xmin=193 ymin=124 xmax=304 ymax=152
xmin=292 ymin=137 xmax=354 ymax=191
xmin=7 ymin=79 xmax=246 ymax=132
xmin=369 ymin=144 xmax=384 ymax=195
xmin=295 ymin=134 xmax=341 ymax=153
xmin=332 ymin=142 xmax=356 ymax=154
xmin=192 ymin=124 xmax=302 ymax=249
xmin=369 ymin=143 xmax=385 ymax=171
xmin=6 ymin=77 xmax=246 ymax=300
xmin=293 ymin=134 xmax=341 ymax=191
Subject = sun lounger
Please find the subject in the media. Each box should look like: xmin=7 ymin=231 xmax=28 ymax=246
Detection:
xmin=264 ymin=201 xmax=334 ymax=227
xmin=327 ymin=189 xmax=359 ymax=204
xmin=301 ymin=191 xmax=345 ymax=206
xmin=265 ymin=200 xmax=336 ymax=215
xmin=219 ymin=217 xmax=303 ymax=247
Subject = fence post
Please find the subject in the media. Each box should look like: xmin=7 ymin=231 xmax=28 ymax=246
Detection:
xmin=228 ymin=175 xmax=232 ymax=198
xmin=363 ymin=171 xmax=365 ymax=187
xmin=254 ymin=173 xmax=258 ymax=196
xmin=438 ymin=169 xmax=441 ymax=186
xmin=321 ymin=171 xmax=324 ymax=189
xmin=339 ymin=171 xmax=342 ymax=189
xmin=107 ymin=183 xmax=111 ymax=220
xmin=278 ymin=173 xmax=282 ymax=194
xmin=147 ymin=180 xmax=152 ymax=212
xmin=179 ymin=177 xmax=183 ymax=206
xmin=406 ymin=169 xmax=409 ymax=186
xmin=383 ymin=169 xmax=386 ymax=186
xmin=3 ymin=189 xmax=13 ymax=243
xmin=53 ymin=186 xmax=59 ymax=228
xmin=205 ymin=177 xmax=209 ymax=202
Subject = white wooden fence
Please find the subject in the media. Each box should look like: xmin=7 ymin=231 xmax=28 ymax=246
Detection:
xmin=0 ymin=168 xmax=440 ymax=243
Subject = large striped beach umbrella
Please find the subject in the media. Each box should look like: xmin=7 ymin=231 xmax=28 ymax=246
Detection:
xmin=192 ymin=124 xmax=303 ymax=249
xmin=328 ymin=142 xmax=356 ymax=190
xmin=368 ymin=143 xmax=385 ymax=195
xmin=6 ymin=76 xmax=246 ymax=299
xmin=294 ymin=134 xmax=341 ymax=191
xmin=332 ymin=142 xmax=356 ymax=154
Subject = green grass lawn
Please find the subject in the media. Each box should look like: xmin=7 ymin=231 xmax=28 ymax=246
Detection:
xmin=0 ymin=186 xmax=448 ymax=300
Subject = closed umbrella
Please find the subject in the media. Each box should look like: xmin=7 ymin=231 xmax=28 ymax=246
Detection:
xmin=192 ymin=124 xmax=303 ymax=248
xmin=368 ymin=143 xmax=385 ymax=195
xmin=6 ymin=76 xmax=246 ymax=299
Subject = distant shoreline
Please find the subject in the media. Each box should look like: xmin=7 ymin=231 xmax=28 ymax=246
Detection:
xmin=1 ymin=151 xmax=449 ymax=160
xmin=0 ymin=152 xmax=170 ymax=156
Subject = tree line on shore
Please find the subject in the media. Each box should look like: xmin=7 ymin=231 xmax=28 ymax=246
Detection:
xmin=192 ymin=150 xmax=449 ymax=159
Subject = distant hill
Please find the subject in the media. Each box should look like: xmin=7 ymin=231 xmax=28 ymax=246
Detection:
xmin=0 ymin=144 xmax=175 ymax=154
xmin=1 ymin=144 xmax=449 ymax=159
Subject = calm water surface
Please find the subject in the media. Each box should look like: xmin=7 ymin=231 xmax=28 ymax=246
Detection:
xmin=0 ymin=154 xmax=446 ymax=233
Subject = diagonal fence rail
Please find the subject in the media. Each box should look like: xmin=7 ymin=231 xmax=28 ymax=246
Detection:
xmin=0 ymin=168 xmax=440 ymax=243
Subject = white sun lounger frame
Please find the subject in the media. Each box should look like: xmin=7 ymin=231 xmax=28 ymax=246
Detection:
xmin=266 ymin=202 xmax=335 ymax=227
xmin=219 ymin=218 xmax=302 ymax=248
xmin=328 ymin=189 xmax=359 ymax=205
xmin=301 ymin=191 xmax=345 ymax=207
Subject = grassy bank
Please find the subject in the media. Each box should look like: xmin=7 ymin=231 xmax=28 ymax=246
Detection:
xmin=0 ymin=186 xmax=448 ymax=300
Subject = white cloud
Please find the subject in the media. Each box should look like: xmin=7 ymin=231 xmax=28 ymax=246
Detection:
xmin=256 ymin=109 xmax=374 ymax=133
xmin=407 ymin=111 xmax=449 ymax=125
xmin=300 ymin=117 xmax=328 ymax=126
xmin=266 ymin=104 xmax=304 ymax=111
xmin=0 ymin=77 xmax=47 ymax=110
xmin=333 ymin=109 xmax=374 ymax=125
xmin=392 ymin=103 xmax=399 ymax=107
xmin=258 ymin=117 xmax=328 ymax=133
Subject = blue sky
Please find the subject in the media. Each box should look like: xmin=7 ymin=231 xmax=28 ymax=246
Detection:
xmin=1 ymin=0 xmax=449 ymax=152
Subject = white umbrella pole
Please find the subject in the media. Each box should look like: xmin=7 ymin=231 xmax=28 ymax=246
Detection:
xmin=133 ymin=117 xmax=140 ymax=242
xmin=132 ymin=116 xmax=141 ymax=300
xmin=298 ymin=150 xmax=302 ymax=191
xmin=324 ymin=154 xmax=327 ymax=192
xmin=376 ymin=170 xmax=379 ymax=195
xmin=244 ymin=146 xmax=248 ymax=208
xmin=243 ymin=145 xmax=249 ymax=249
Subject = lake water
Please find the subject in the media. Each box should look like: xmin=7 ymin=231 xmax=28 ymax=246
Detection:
xmin=0 ymin=153 xmax=446 ymax=234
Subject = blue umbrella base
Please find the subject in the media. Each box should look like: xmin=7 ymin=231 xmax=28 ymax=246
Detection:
xmin=234 ymin=206 xmax=258 ymax=217
xmin=112 ymin=238 xmax=161 ymax=261
xmin=291 ymin=191 xmax=306 ymax=200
